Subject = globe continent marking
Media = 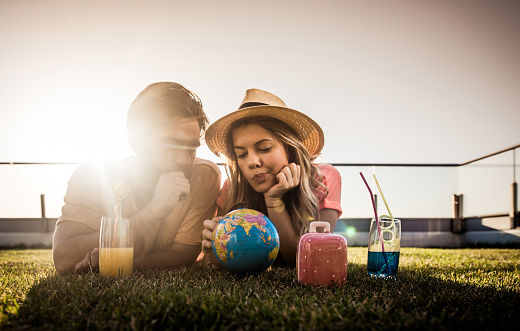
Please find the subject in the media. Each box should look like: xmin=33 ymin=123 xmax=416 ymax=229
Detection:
xmin=213 ymin=209 xmax=279 ymax=273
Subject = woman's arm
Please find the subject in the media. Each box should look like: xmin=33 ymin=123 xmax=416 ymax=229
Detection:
xmin=265 ymin=206 xmax=339 ymax=266
xmin=318 ymin=208 xmax=339 ymax=232
xmin=263 ymin=163 xmax=301 ymax=266
xmin=264 ymin=197 xmax=300 ymax=266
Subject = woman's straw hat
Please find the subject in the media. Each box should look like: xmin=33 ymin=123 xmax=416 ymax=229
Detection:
xmin=205 ymin=89 xmax=324 ymax=158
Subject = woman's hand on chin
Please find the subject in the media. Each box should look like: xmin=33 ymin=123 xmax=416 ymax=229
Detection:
xmin=264 ymin=163 xmax=301 ymax=201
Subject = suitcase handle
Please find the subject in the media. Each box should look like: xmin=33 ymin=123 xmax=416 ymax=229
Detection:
xmin=309 ymin=221 xmax=330 ymax=233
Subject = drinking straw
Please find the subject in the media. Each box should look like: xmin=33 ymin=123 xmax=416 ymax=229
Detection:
xmin=373 ymin=174 xmax=393 ymax=218
xmin=111 ymin=181 xmax=129 ymax=248
xmin=360 ymin=172 xmax=391 ymax=273
xmin=373 ymin=174 xmax=397 ymax=249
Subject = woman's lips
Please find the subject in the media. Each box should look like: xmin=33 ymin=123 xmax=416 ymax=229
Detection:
xmin=252 ymin=173 xmax=268 ymax=182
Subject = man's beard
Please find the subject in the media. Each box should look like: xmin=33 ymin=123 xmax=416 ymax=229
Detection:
xmin=138 ymin=151 xmax=195 ymax=183
xmin=166 ymin=163 xmax=193 ymax=179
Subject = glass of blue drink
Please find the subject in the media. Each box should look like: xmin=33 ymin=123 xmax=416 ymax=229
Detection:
xmin=367 ymin=217 xmax=401 ymax=278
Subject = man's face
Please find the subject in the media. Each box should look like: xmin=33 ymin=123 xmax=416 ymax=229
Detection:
xmin=140 ymin=117 xmax=201 ymax=178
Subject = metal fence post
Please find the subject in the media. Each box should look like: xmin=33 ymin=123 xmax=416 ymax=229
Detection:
xmin=41 ymin=194 xmax=48 ymax=232
xmin=512 ymin=182 xmax=518 ymax=229
xmin=452 ymin=194 xmax=465 ymax=234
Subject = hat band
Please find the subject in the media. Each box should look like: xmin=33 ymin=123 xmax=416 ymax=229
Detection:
xmin=239 ymin=102 xmax=268 ymax=109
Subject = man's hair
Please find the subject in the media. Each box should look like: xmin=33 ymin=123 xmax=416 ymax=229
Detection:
xmin=127 ymin=82 xmax=209 ymax=152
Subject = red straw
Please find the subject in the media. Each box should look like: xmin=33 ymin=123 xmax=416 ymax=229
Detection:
xmin=359 ymin=172 xmax=386 ymax=254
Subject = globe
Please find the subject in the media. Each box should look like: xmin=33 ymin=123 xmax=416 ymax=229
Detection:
xmin=212 ymin=208 xmax=280 ymax=274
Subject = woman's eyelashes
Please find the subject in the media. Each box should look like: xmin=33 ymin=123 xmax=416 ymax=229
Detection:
xmin=258 ymin=147 xmax=271 ymax=153
xmin=236 ymin=146 xmax=272 ymax=159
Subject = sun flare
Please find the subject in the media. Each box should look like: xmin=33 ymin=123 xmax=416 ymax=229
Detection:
xmin=30 ymin=85 xmax=133 ymax=163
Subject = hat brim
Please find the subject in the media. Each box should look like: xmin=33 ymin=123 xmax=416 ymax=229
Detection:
xmin=205 ymin=105 xmax=324 ymax=158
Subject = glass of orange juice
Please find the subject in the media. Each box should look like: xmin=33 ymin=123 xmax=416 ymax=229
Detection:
xmin=99 ymin=216 xmax=133 ymax=277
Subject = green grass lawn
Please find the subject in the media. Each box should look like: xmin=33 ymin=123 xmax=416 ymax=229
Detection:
xmin=1 ymin=248 xmax=519 ymax=330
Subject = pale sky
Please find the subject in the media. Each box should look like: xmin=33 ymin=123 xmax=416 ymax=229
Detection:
xmin=1 ymin=0 xmax=519 ymax=165
xmin=1 ymin=0 xmax=519 ymax=219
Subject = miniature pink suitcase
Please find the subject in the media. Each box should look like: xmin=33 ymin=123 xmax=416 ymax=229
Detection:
xmin=297 ymin=221 xmax=348 ymax=286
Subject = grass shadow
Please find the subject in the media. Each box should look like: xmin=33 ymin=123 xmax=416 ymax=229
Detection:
xmin=4 ymin=260 xmax=519 ymax=330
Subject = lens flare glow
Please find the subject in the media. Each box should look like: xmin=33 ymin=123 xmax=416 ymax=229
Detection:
xmin=344 ymin=226 xmax=357 ymax=237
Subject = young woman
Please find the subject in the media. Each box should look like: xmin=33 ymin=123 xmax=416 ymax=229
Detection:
xmin=201 ymin=89 xmax=342 ymax=268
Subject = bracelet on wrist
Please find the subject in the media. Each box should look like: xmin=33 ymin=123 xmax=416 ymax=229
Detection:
xmin=266 ymin=199 xmax=285 ymax=212
xmin=266 ymin=202 xmax=284 ymax=208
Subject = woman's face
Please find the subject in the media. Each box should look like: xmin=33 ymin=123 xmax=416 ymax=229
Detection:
xmin=232 ymin=123 xmax=289 ymax=194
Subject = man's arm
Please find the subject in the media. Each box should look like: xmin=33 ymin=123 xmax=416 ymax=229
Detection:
xmin=131 ymin=192 xmax=218 ymax=270
xmin=53 ymin=194 xmax=183 ymax=274
xmin=53 ymin=222 xmax=99 ymax=273
xmin=52 ymin=164 xmax=108 ymax=274
xmin=132 ymin=187 xmax=219 ymax=269
xmin=53 ymin=192 xmax=196 ymax=274
xmin=54 ymin=162 xmax=219 ymax=273
xmin=54 ymin=214 xmax=211 ymax=274
xmin=136 ymin=163 xmax=221 ymax=269
xmin=133 ymin=242 xmax=201 ymax=269
xmin=53 ymin=169 xmax=191 ymax=273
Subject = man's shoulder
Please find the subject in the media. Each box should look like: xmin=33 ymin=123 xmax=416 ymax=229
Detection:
xmin=71 ymin=158 xmax=132 ymax=182
xmin=194 ymin=157 xmax=221 ymax=176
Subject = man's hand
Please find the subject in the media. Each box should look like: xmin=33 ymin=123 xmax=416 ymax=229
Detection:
xmin=74 ymin=248 xmax=99 ymax=274
xmin=264 ymin=163 xmax=301 ymax=201
xmin=149 ymin=172 xmax=191 ymax=219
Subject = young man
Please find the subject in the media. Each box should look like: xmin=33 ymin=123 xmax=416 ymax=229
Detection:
xmin=53 ymin=82 xmax=221 ymax=273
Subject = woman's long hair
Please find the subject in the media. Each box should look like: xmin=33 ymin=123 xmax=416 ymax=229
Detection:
xmin=223 ymin=116 xmax=327 ymax=235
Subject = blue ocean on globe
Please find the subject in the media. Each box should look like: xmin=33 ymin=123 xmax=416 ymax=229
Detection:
xmin=212 ymin=208 xmax=280 ymax=274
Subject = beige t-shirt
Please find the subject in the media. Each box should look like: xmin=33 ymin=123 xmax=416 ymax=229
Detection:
xmin=56 ymin=157 xmax=221 ymax=257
